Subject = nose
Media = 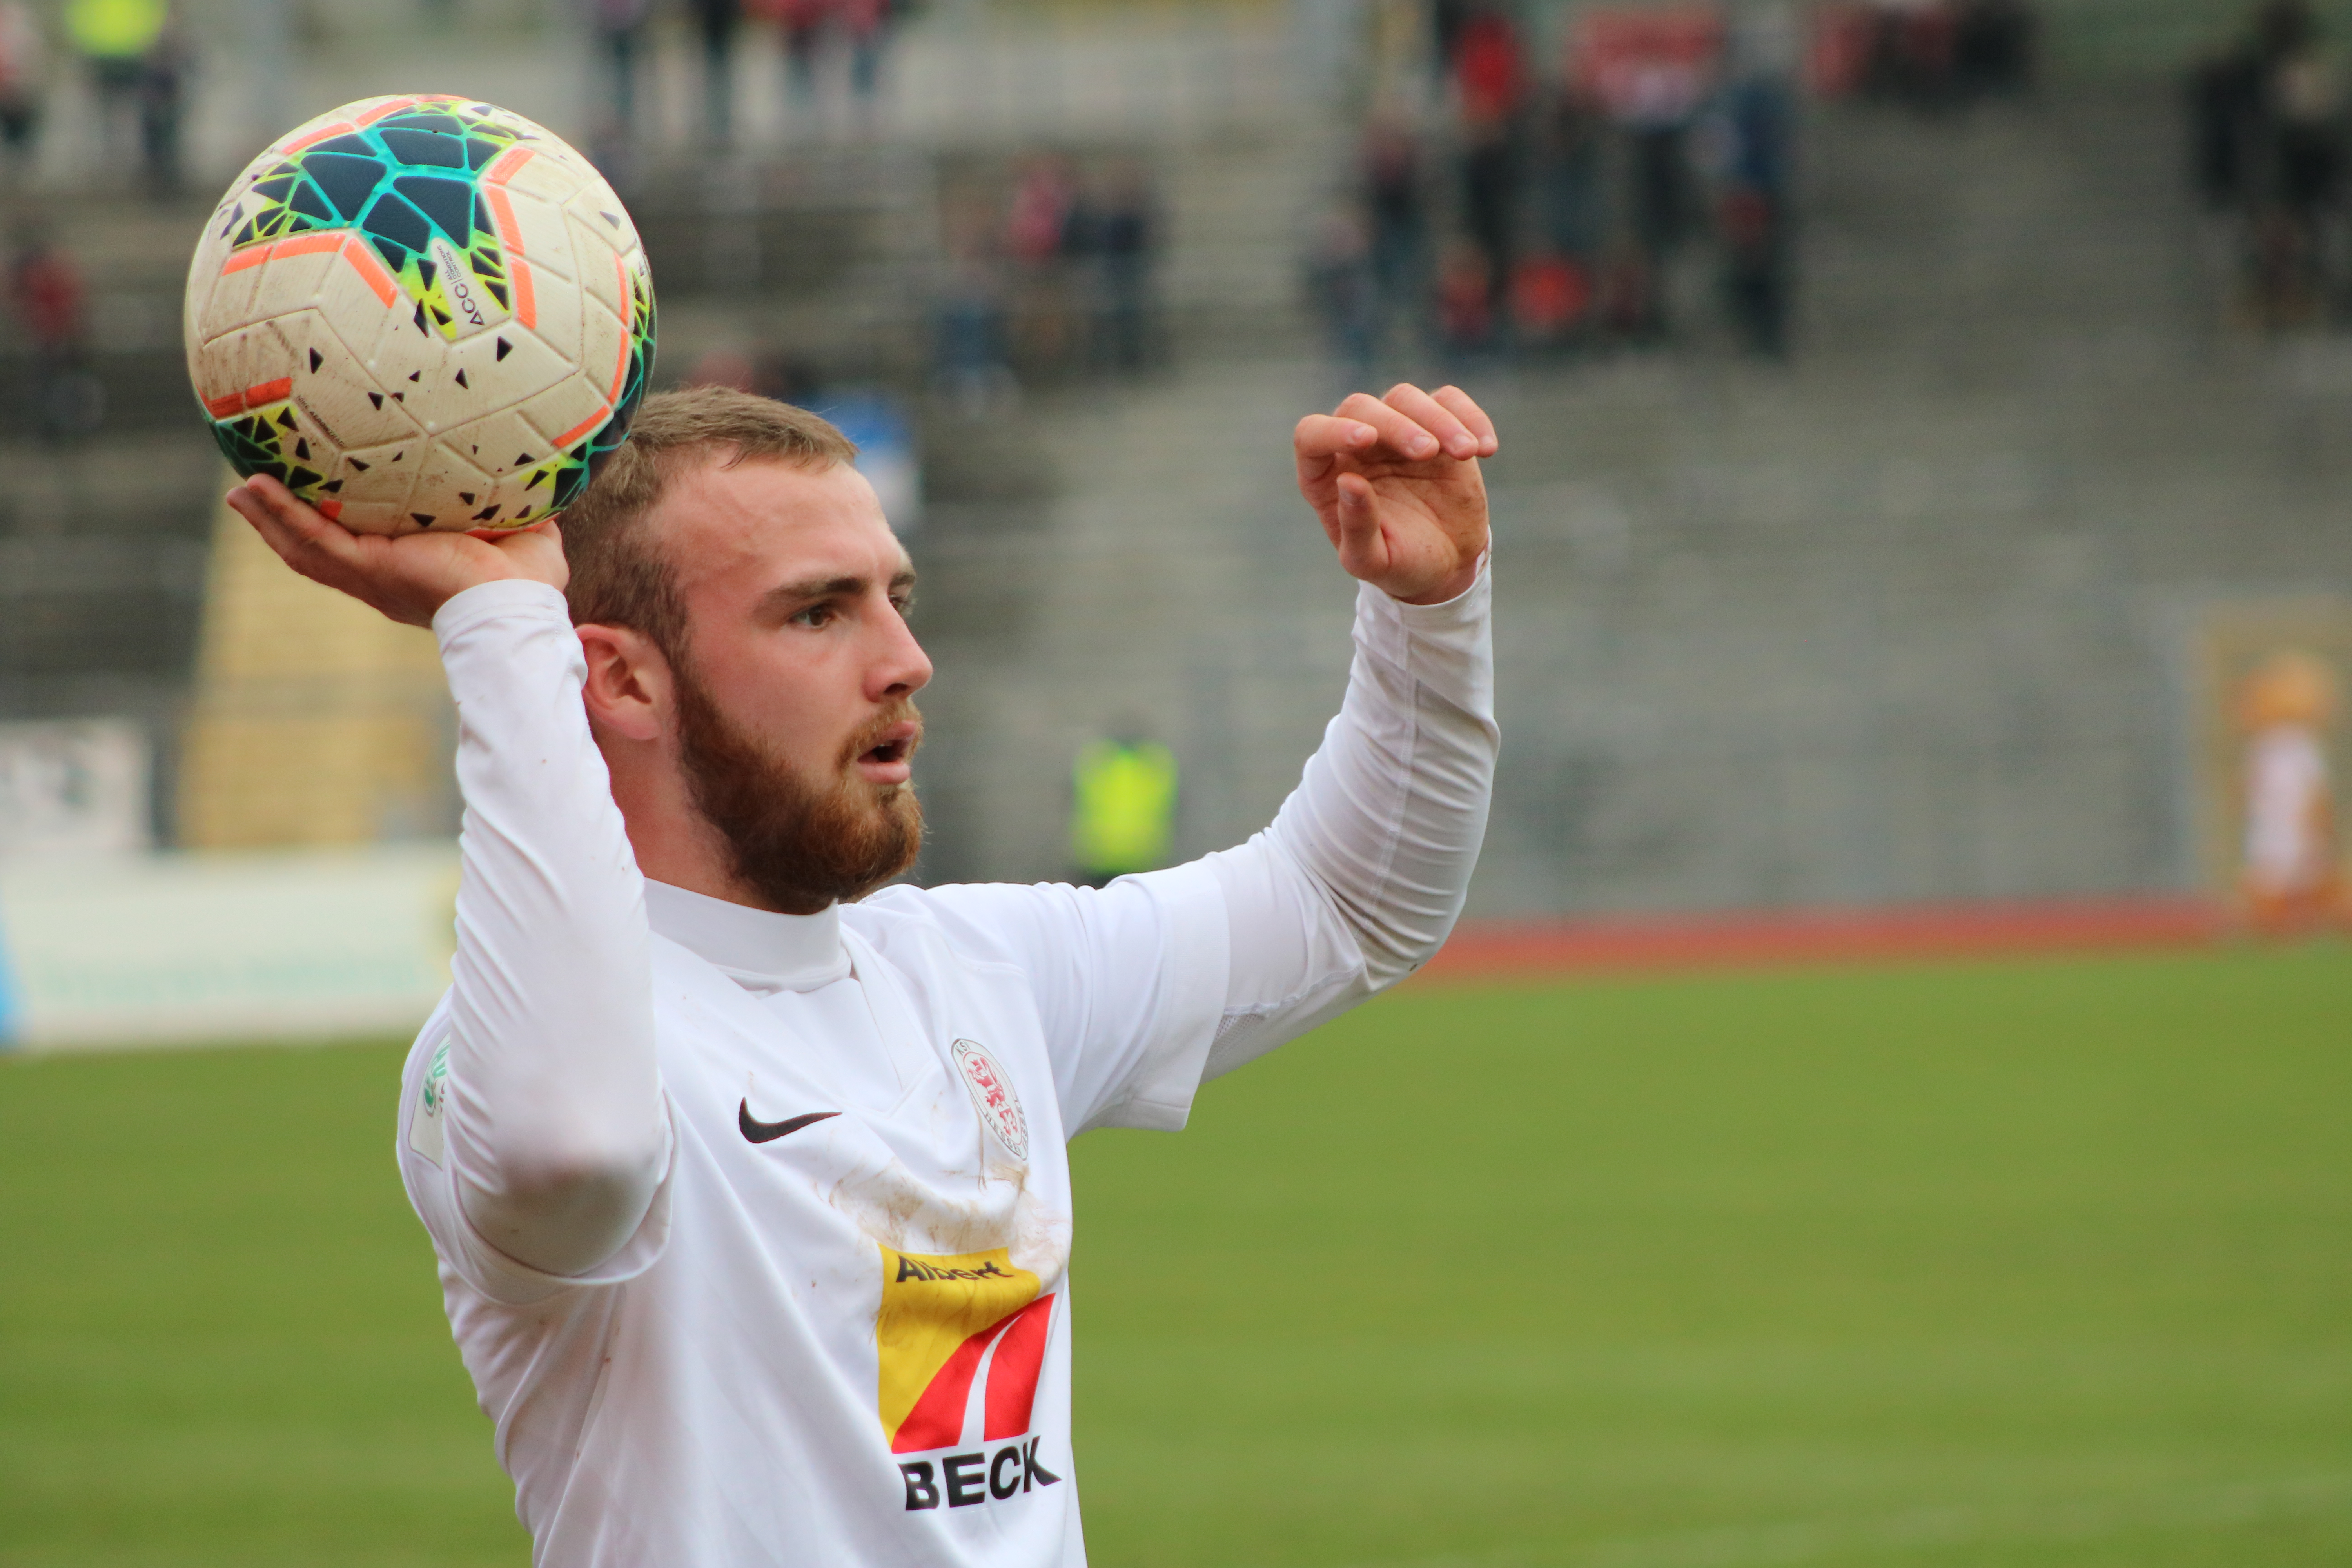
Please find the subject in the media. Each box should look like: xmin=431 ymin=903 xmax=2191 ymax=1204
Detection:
xmin=869 ymin=596 xmax=933 ymax=702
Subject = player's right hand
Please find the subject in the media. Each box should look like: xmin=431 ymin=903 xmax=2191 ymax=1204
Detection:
xmin=227 ymin=474 xmax=568 ymax=629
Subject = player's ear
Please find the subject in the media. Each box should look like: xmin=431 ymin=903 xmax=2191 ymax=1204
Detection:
xmin=578 ymin=623 xmax=670 ymax=744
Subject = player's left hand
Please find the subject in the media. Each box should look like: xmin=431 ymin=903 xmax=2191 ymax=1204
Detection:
xmin=1294 ymin=383 xmax=1497 ymax=605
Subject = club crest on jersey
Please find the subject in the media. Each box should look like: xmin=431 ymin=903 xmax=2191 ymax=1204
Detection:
xmin=951 ymin=1039 xmax=1028 ymax=1163
xmin=408 ymin=1033 xmax=451 ymax=1167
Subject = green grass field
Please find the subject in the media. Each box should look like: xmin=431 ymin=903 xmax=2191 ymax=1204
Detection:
xmin=4 ymin=948 xmax=2348 ymax=1567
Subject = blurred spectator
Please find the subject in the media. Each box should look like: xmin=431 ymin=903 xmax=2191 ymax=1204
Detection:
xmin=1002 ymin=155 xmax=1083 ymax=372
xmin=64 ymin=0 xmax=163 ymax=182
xmin=2191 ymin=43 xmax=2265 ymax=209
xmin=1863 ymin=0 xmax=1955 ymax=109
xmin=772 ymin=0 xmax=824 ymax=110
xmin=1004 ymin=155 xmax=1077 ymax=265
xmin=2190 ymin=0 xmax=2352 ymax=329
xmin=1360 ymin=119 xmax=1427 ymax=361
xmin=1305 ymin=205 xmax=1377 ymax=377
xmin=1454 ymin=6 xmax=1524 ymax=317
xmin=0 ymin=1 xmax=45 ymax=184
xmin=2275 ymin=45 xmax=2345 ymax=208
xmin=1515 ymin=85 xmax=1609 ymax=349
xmin=1459 ymin=118 xmax=1516 ymax=314
xmin=842 ymin=0 xmax=891 ymax=125
xmin=136 ymin=14 xmax=186 ymax=197
xmin=2192 ymin=0 xmax=2319 ymax=215
xmin=1083 ymin=160 xmax=1159 ymax=372
xmin=1597 ymin=237 xmax=1660 ymax=339
xmin=1584 ymin=5 xmax=1720 ymax=341
xmin=1849 ymin=0 xmax=2031 ymax=110
xmin=933 ymin=196 xmax=1013 ymax=411
xmin=11 ymin=225 xmax=102 ymax=441
xmin=1453 ymin=4 xmax=1523 ymax=125
xmin=1707 ymin=15 xmax=1798 ymax=357
xmin=1623 ymin=118 xmax=1693 ymax=338
xmin=1508 ymin=250 xmax=1591 ymax=351
xmin=691 ymin=0 xmax=740 ymax=145
xmin=1717 ymin=184 xmax=1787 ymax=356
xmin=588 ymin=0 xmax=654 ymax=174
xmin=1430 ymin=0 xmax=1472 ymax=76
xmin=1434 ymin=239 xmax=1496 ymax=358
xmin=1306 ymin=2 xmax=1811 ymax=367
xmin=1530 ymin=87 xmax=1607 ymax=273
xmin=2256 ymin=57 xmax=2343 ymax=327
xmin=760 ymin=0 xmax=891 ymax=138
xmin=1951 ymin=0 xmax=2034 ymax=98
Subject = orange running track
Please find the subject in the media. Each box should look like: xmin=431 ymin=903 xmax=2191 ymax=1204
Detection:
xmin=1417 ymin=897 xmax=2229 ymax=982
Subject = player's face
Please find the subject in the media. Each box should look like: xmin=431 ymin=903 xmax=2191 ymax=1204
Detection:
xmin=658 ymin=457 xmax=929 ymax=778
xmin=650 ymin=456 xmax=932 ymax=911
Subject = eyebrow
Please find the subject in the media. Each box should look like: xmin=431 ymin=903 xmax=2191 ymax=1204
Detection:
xmin=756 ymin=564 xmax=918 ymax=617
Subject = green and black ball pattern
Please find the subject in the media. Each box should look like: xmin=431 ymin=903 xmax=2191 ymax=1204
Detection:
xmin=217 ymin=102 xmax=524 ymax=343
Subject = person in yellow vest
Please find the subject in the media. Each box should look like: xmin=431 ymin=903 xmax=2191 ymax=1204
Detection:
xmin=64 ymin=0 xmax=163 ymax=183
xmin=1070 ymin=733 xmax=1178 ymax=886
xmin=65 ymin=0 xmax=161 ymax=69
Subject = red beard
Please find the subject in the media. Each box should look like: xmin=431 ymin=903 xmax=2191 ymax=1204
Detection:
xmin=671 ymin=659 xmax=924 ymax=916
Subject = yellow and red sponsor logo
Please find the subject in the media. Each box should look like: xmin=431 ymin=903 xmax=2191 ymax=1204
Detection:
xmin=877 ymin=1245 xmax=1054 ymax=1455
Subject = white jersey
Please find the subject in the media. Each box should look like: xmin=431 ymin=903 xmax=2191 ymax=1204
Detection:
xmin=396 ymin=567 xmax=1495 ymax=1567
xmin=2243 ymin=723 xmax=2331 ymax=891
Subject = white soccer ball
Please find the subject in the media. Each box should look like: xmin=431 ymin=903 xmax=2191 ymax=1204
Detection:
xmin=184 ymin=94 xmax=656 ymax=535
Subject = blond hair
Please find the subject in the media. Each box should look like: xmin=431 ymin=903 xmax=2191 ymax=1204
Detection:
xmin=559 ymin=385 xmax=859 ymax=654
xmin=2240 ymin=649 xmax=2340 ymax=731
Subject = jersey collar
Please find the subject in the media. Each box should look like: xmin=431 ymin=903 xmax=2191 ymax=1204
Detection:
xmin=643 ymin=880 xmax=853 ymax=994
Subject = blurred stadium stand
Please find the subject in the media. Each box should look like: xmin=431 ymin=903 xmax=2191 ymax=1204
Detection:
xmin=907 ymin=76 xmax=2352 ymax=921
xmin=5 ymin=0 xmax=2352 ymax=931
xmin=0 ymin=194 xmax=216 ymax=840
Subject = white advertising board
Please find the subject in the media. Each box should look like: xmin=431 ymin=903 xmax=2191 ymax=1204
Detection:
xmin=0 ymin=842 xmax=458 ymax=1051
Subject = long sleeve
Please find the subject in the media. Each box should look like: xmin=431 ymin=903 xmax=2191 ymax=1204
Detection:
xmin=1196 ymin=559 xmax=1497 ymax=1076
xmin=424 ymin=579 xmax=670 ymax=1282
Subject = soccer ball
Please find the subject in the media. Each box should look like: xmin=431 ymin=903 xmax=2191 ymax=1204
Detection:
xmin=183 ymin=94 xmax=655 ymax=534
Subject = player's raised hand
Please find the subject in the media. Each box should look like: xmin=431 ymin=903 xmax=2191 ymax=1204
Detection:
xmin=1294 ymin=383 xmax=1497 ymax=605
xmin=226 ymin=474 xmax=569 ymax=629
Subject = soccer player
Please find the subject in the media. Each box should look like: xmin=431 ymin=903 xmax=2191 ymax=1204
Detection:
xmin=228 ymin=379 xmax=1499 ymax=1566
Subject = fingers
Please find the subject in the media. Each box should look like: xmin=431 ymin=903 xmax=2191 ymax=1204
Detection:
xmin=1429 ymin=385 xmax=1499 ymax=457
xmin=504 ymin=518 xmax=562 ymax=546
xmin=1294 ymin=411 xmax=1382 ymax=464
xmin=1377 ymin=383 xmax=1481 ymax=459
xmin=1335 ymin=391 xmax=1446 ymax=460
xmin=1331 ymin=471 xmax=1387 ymax=579
xmin=1324 ymin=383 xmax=1490 ymax=462
xmin=463 ymin=516 xmax=554 ymax=545
xmin=227 ymin=474 xmax=367 ymax=582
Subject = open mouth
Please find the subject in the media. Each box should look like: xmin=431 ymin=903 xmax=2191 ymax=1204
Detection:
xmin=854 ymin=720 xmax=922 ymax=778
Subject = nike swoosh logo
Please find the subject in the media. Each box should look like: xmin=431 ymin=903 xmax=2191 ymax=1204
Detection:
xmin=739 ymin=1101 xmax=841 ymax=1144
